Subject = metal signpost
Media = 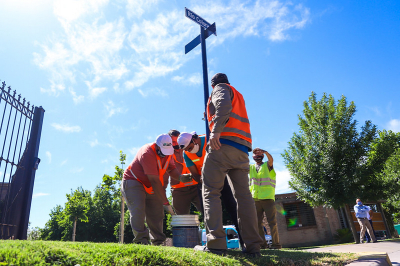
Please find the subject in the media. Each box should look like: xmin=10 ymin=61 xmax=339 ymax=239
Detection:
xmin=185 ymin=7 xmax=217 ymax=139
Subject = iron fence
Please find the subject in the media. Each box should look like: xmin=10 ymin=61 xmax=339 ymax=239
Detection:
xmin=0 ymin=81 xmax=44 ymax=239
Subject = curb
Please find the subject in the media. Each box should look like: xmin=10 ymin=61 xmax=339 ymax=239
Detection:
xmin=352 ymin=252 xmax=392 ymax=265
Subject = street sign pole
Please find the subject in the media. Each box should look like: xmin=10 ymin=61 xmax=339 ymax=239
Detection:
xmin=200 ymin=26 xmax=211 ymax=138
xmin=185 ymin=7 xmax=216 ymax=139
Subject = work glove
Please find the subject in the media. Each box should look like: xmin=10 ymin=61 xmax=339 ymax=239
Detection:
xmin=179 ymin=173 xmax=193 ymax=183
xmin=163 ymin=203 xmax=175 ymax=215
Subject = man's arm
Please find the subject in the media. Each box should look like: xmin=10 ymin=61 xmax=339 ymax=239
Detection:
xmin=264 ymin=150 xmax=274 ymax=168
xmin=147 ymin=174 xmax=169 ymax=204
xmin=209 ymin=84 xmax=232 ymax=150
xmin=188 ymin=165 xmax=201 ymax=183
xmin=168 ymin=168 xmax=181 ymax=182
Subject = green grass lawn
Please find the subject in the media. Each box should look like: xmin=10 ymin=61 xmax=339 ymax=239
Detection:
xmin=0 ymin=240 xmax=359 ymax=266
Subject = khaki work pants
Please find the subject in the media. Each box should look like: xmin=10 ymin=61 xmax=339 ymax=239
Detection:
xmin=202 ymin=144 xmax=264 ymax=253
xmin=358 ymin=218 xmax=376 ymax=243
xmin=255 ymin=199 xmax=281 ymax=248
xmin=171 ymin=185 xmax=202 ymax=215
xmin=121 ymin=179 xmax=166 ymax=245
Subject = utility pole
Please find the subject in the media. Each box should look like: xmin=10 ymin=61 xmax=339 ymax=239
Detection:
xmin=119 ymin=152 xmax=126 ymax=244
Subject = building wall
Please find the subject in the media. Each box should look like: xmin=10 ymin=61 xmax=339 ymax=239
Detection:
xmin=263 ymin=193 xmax=342 ymax=248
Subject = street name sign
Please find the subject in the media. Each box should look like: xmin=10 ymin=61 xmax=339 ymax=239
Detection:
xmin=185 ymin=7 xmax=217 ymax=36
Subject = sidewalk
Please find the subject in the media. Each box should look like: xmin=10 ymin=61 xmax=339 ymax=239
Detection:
xmin=304 ymin=239 xmax=400 ymax=265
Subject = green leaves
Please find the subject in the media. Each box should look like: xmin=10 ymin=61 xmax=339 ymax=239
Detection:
xmin=283 ymin=92 xmax=377 ymax=208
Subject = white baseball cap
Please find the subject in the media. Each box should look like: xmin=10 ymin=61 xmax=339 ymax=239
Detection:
xmin=155 ymin=134 xmax=174 ymax=155
xmin=177 ymin=132 xmax=193 ymax=149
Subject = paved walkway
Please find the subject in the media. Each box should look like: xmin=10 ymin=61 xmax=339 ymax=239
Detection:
xmin=304 ymin=239 xmax=400 ymax=265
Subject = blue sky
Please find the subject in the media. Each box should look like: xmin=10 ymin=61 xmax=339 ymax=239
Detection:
xmin=1 ymin=0 xmax=399 ymax=229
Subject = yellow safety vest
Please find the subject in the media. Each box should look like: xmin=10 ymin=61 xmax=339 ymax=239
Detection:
xmin=249 ymin=163 xmax=276 ymax=200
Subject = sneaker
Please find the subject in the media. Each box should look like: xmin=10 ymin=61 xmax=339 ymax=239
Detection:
xmin=194 ymin=245 xmax=227 ymax=256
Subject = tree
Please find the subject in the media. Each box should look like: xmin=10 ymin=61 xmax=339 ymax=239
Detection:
xmin=64 ymin=187 xmax=91 ymax=241
xmin=283 ymin=92 xmax=377 ymax=242
xmin=380 ymin=148 xmax=400 ymax=236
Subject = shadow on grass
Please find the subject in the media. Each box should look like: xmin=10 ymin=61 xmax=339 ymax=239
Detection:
xmin=227 ymin=249 xmax=358 ymax=266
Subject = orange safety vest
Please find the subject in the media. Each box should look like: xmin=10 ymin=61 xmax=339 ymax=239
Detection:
xmin=184 ymin=135 xmax=207 ymax=175
xmin=128 ymin=143 xmax=171 ymax=194
xmin=207 ymin=84 xmax=252 ymax=144
xmin=171 ymin=153 xmax=198 ymax=188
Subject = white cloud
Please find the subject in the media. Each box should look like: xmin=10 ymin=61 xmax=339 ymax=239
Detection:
xmin=71 ymin=167 xmax=84 ymax=173
xmin=388 ymin=119 xmax=400 ymax=132
xmin=69 ymin=87 xmax=84 ymax=104
xmin=126 ymin=0 xmax=160 ymax=18
xmin=104 ymin=100 xmax=127 ymax=118
xmin=172 ymin=76 xmax=184 ymax=82
xmin=52 ymin=123 xmax=81 ymax=133
xmin=275 ymin=169 xmax=294 ymax=194
xmin=45 ymin=151 xmax=52 ymax=163
xmin=101 ymin=159 xmax=108 ymax=163
xmin=54 ymin=0 xmax=109 ymax=23
xmin=89 ymin=139 xmax=99 ymax=147
xmin=33 ymin=192 xmax=50 ymax=198
xmin=35 ymin=0 xmax=310 ymax=100
xmin=60 ymin=159 xmax=68 ymax=166
xmin=138 ymin=88 xmax=168 ymax=98
xmin=172 ymin=73 xmax=202 ymax=85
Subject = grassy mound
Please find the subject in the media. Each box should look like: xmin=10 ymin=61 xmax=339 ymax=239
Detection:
xmin=0 ymin=240 xmax=358 ymax=266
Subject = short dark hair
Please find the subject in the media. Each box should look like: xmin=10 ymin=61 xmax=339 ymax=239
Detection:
xmin=211 ymin=73 xmax=229 ymax=87
xmin=168 ymin=129 xmax=180 ymax=137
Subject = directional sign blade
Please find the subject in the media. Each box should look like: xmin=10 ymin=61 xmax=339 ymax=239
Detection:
xmin=185 ymin=35 xmax=201 ymax=54
xmin=185 ymin=23 xmax=217 ymax=54
xmin=205 ymin=23 xmax=217 ymax=37
xmin=185 ymin=7 xmax=216 ymax=36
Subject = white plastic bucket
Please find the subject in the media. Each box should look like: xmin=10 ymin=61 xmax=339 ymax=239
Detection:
xmin=171 ymin=215 xmax=200 ymax=248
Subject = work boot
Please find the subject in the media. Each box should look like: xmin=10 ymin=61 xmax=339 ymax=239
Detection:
xmin=194 ymin=245 xmax=227 ymax=256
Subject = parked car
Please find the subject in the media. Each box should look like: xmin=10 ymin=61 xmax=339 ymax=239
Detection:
xmin=201 ymin=225 xmax=273 ymax=249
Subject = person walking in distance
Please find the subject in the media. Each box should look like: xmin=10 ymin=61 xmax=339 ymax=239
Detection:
xmin=354 ymin=198 xmax=377 ymax=244
xmin=195 ymin=73 xmax=263 ymax=257
xmin=250 ymin=148 xmax=281 ymax=249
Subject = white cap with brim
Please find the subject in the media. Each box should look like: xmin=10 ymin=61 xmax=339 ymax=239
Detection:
xmin=155 ymin=134 xmax=174 ymax=155
xmin=177 ymin=132 xmax=193 ymax=149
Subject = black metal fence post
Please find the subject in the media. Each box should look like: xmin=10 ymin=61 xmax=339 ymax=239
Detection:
xmin=0 ymin=82 xmax=44 ymax=240
xmin=17 ymin=106 xmax=44 ymax=239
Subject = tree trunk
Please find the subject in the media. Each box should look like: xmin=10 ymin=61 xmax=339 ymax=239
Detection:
xmin=72 ymin=216 xmax=77 ymax=242
xmin=378 ymin=203 xmax=395 ymax=238
xmin=120 ymin=197 xmax=125 ymax=244
xmin=344 ymin=204 xmax=359 ymax=243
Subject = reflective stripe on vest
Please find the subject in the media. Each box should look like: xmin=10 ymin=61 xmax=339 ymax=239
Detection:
xmin=249 ymin=177 xmax=276 ymax=187
xmin=128 ymin=143 xmax=171 ymax=194
xmin=207 ymin=84 xmax=252 ymax=144
xmin=171 ymin=153 xmax=198 ymax=189
xmin=184 ymin=135 xmax=207 ymax=176
xmin=249 ymin=164 xmax=276 ymax=200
